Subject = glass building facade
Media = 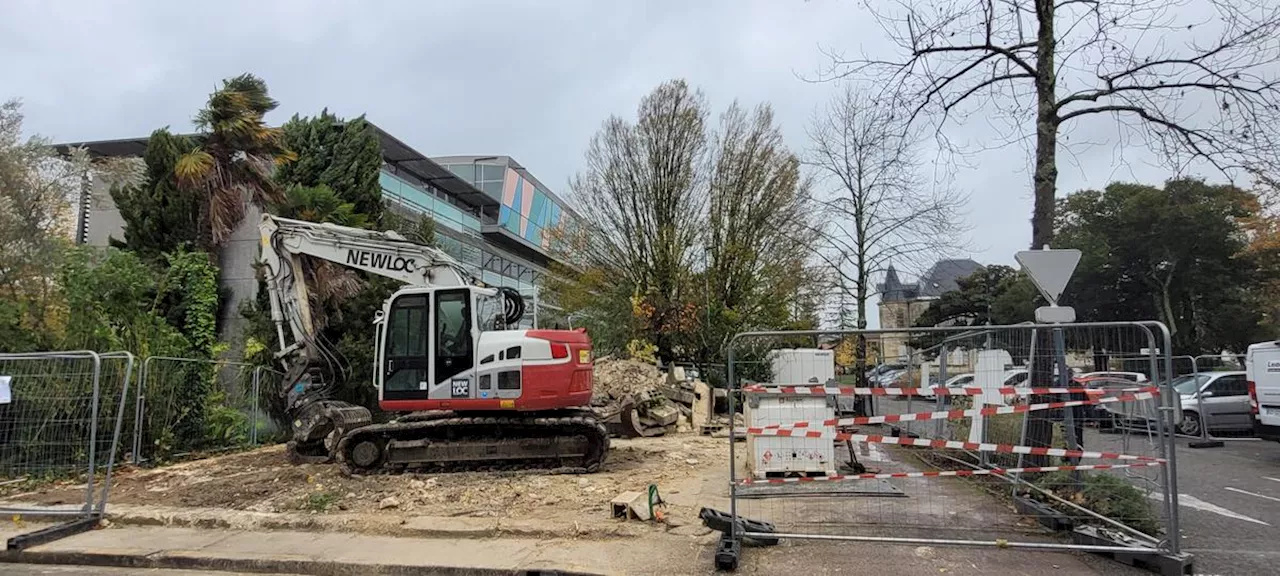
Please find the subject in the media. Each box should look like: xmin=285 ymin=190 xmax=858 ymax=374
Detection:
xmin=435 ymin=157 xmax=569 ymax=251
xmin=381 ymin=154 xmax=575 ymax=328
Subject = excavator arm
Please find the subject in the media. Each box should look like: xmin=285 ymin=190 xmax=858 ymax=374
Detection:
xmin=258 ymin=215 xmax=471 ymax=361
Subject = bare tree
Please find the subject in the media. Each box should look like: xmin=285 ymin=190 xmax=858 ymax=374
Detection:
xmin=553 ymin=82 xmax=823 ymax=363
xmin=826 ymin=0 xmax=1280 ymax=249
xmin=808 ymin=84 xmax=967 ymax=381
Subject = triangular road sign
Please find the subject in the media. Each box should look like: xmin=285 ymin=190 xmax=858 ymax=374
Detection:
xmin=1015 ymin=249 xmax=1081 ymax=305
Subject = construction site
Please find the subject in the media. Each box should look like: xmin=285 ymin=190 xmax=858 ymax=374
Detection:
xmin=8 ymin=2 xmax=1280 ymax=572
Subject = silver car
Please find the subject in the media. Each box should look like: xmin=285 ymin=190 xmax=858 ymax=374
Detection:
xmin=1173 ymin=371 xmax=1252 ymax=435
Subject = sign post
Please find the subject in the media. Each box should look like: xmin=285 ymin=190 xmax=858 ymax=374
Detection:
xmin=1015 ymin=248 xmax=1083 ymax=464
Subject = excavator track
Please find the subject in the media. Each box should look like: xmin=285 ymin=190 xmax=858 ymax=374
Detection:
xmin=334 ymin=410 xmax=609 ymax=475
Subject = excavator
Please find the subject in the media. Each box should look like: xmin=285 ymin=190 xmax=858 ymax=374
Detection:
xmin=258 ymin=214 xmax=609 ymax=474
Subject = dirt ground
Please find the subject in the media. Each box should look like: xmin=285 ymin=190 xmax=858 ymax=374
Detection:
xmin=3 ymin=425 xmax=1063 ymax=547
xmin=6 ymin=433 xmax=730 ymax=528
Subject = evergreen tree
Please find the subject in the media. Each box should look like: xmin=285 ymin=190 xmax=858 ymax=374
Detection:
xmin=110 ymin=128 xmax=199 ymax=258
xmin=276 ymin=110 xmax=383 ymax=225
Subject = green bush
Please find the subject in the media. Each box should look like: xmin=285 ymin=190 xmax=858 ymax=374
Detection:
xmin=1032 ymin=471 xmax=1160 ymax=536
xmin=204 ymin=392 xmax=250 ymax=448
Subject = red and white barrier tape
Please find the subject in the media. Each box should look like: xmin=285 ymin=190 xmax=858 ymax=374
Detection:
xmin=754 ymin=391 xmax=1157 ymax=430
xmin=741 ymin=384 xmax=1158 ymax=397
xmin=737 ymin=461 xmax=1164 ymax=485
xmin=742 ymin=431 xmax=1166 ymax=462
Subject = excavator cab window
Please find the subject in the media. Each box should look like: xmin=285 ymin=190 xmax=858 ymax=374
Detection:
xmin=476 ymin=292 xmax=505 ymax=331
xmin=383 ymin=294 xmax=429 ymax=398
xmin=434 ymin=289 xmax=474 ymax=385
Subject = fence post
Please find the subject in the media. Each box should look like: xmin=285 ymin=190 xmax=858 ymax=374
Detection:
xmin=727 ymin=339 xmax=739 ymax=542
xmin=1187 ymin=356 xmax=1222 ymax=449
xmin=936 ymin=344 xmax=948 ymax=438
xmin=97 ymin=351 xmax=134 ymax=513
xmin=1148 ymin=323 xmax=1181 ymax=556
xmin=82 ymin=352 xmax=102 ymax=514
xmin=133 ymin=355 xmax=157 ymax=465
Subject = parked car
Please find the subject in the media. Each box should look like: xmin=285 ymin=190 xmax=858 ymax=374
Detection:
xmin=1074 ymin=376 xmax=1139 ymax=424
xmin=1078 ymin=371 xmax=1148 ymax=382
xmin=924 ymin=373 xmax=975 ymax=403
xmin=1003 ymin=369 xmax=1029 ymax=387
xmin=872 ymin=369 xmax=906 ymax=387
xmin=865 ymin=364 xmax=905 ymax=382
xmin=1247 ymin=340 xmax=1280 ymax=442
xmin=1173 ymin=371 xmax=1252 ymax=436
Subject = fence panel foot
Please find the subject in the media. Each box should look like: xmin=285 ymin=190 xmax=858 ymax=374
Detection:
xmin=1186 ymin=439 xmax=1224 ymax=449
xmin=5 ymin=515 xmax=101 ymax=551
xmin=714 ymin=533 xmax=741 ymax=571
xmin=1072 ymin=526 xmax=1193 ymax=576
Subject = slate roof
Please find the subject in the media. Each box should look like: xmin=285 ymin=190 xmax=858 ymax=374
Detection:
xmin=878 ymin=259 xmax=983 ymax=302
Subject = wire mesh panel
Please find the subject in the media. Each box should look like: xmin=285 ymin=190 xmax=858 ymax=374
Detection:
xmin=725 ymin=323 xmax=1184 ymax=566
xmin=134 ymin=357 xmax=261 ymax=464
xmin=0 ymin=351 xmax=133 ymax=548
xmin=250 ymin=366 xmax=285 ymax=446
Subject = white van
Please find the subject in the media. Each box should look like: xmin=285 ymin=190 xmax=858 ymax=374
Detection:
xmin=1246 ymin=340 xmax=1280 ymax=442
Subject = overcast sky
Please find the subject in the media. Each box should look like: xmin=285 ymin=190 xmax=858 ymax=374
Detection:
xmin=2 ymin=0 xmax=1225 ymax=307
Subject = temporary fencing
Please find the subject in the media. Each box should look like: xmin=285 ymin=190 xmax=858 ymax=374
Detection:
xmin=133 ymin=356 xmax=266 ymax=465
xmin=0 ymin=351 xmax=134 ymax=549
xmin=720 ymin=322 xmax=1188 ymax=572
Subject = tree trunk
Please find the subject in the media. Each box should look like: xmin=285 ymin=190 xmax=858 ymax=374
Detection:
xmin=1025 ymin=0 xmax=1059 ymax=466
xmin=1031 ymin=0 xmax=1059 ymax=250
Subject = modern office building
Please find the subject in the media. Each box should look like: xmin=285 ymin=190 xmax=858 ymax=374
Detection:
xmin=62 ymin=123 xmax=576 ymax=345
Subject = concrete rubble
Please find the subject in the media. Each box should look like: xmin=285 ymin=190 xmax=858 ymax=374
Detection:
xmin=591 ymin=357 xmax=691 ymax=438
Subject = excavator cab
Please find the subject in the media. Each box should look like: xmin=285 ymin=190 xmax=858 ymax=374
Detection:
xmin=375 ymin=286 xmax=595 ymax=412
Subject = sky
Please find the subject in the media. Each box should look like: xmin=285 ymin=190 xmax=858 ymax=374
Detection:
xmin=0 ymin=0 xmax=1238 ymax=325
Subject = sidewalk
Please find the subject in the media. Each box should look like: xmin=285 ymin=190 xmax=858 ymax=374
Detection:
xmin=0 ymin=522 xmax=1144 ymax=575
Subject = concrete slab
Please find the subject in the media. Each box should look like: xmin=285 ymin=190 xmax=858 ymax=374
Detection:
xmin=401 ymin=515 xmax=498 ymax=537
xmin=198 ymin=530 xmax=360 ymax=558
xmin=31 ymin=526 xmax=234 ymax=556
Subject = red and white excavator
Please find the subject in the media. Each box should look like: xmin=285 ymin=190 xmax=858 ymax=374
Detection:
xmin=258 ymin=214 xmax=608 ymax=474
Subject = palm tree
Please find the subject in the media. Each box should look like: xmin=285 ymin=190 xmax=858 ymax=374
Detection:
xmin=175 ymin=74 xmax=295 ymax=252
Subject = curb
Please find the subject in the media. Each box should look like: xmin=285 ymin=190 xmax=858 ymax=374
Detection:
xmin=0 ymin=548 xmax=602 ymax=576
xmin=8 ymin=504 xmax=653 ymax=541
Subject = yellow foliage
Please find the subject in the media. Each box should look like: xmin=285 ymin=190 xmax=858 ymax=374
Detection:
xmin=834 ymin=338 xmax=855 ymax=367
xmin=626 ymin=339 xmax=658 ymax=363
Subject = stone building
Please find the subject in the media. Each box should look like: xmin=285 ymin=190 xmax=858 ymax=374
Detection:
xmin=877 ymin=259 xmax=983 ymax=362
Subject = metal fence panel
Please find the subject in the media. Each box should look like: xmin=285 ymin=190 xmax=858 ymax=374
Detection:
xmin=0 ymin=350 xmax=133 ymax=549
xmin=133 ymin=357 xmax=262 ymax=465
xmin=723 ymin=323 xmax=1186 ymax=570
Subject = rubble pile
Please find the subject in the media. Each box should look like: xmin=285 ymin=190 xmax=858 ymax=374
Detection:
xmin=591 ymin=357 xmax=666 ymax=406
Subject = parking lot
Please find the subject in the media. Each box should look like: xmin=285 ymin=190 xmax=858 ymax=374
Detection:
xmin=868 ymin=393 xmax=1280 ymax=575
xmin=1162 ymin=436 xmax=1280 ymax=575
